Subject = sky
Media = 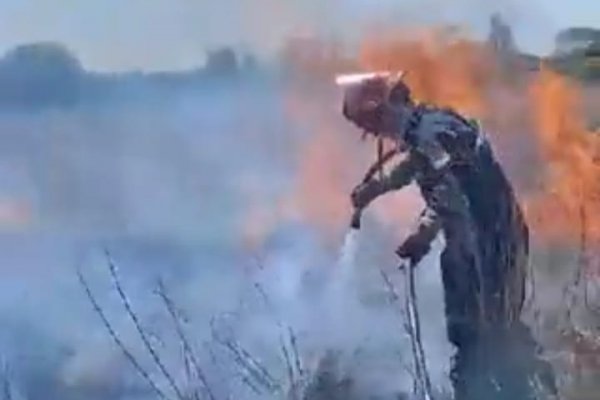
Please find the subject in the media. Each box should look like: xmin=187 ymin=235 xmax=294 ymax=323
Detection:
xmin=0 ymin=0 xmax=597 ymax=71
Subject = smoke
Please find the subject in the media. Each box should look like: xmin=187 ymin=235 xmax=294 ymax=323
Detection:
xmin=0 ymin=65 xmax=493 ymax=400
xmin=0 ymin=3 xmax=595 ymax=398
xmin=0 ymin=76 xmax=278 ymax=398
xmin=0 ymin=58 xmax=456 ymax=399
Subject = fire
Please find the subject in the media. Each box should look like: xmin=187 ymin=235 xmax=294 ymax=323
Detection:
xmin=354 ymin=31 xmax=600 ymax=250
xmin=525 ymin=68 xmax=600 ymax=244
xmin=245 ymin=30 xmax=600 ymax=261
xmin=282 ymin=80 xmax=370 ymax=236
xmin=282 ymin=71 xmax=422 ymax=240
xmin=278 ymin=30 xmax=495 ymax=239
xmin=291 ymin=128 xmax=355 ymax=232
xmin=358 ymin=28 xmax=494 ymax=119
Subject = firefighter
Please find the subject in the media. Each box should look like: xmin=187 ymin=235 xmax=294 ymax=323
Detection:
xmin=339 ymin=73 xmax=557 ymax=400
xmin=341 ymin=74 xmax=485 ymax=268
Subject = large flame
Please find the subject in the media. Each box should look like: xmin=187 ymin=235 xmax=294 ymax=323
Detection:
xmin=244 ymin=29 xmax=600 ymax=264
xmin=260 ymin=31 xmax=493 ymax=244
xmin=358 ymin=28 xmax=494 ymax=119
xmin=283 ymin=80 xmax=370 ymax=237
xmin=525 ymin=68 xmax=600 ymax=244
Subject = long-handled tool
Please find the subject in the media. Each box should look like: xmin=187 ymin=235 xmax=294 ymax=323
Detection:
xmin=351 ymin=201 xmax=434 ymax=399
xmin=350 ymin=138 xmax=398 ymax=230
xmin=401 ymin=258 xmax=434 ymax=400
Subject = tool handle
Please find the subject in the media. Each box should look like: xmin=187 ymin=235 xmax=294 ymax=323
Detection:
xmin=361 ymin=148 xmax=398 ymax=184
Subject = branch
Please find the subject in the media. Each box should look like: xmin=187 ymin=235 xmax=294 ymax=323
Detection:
xmin=280 ymin=337 xmax=297 ymax=399
xmin=156 ymin=280 xmax=217 ymax=400
xmin=209 ymin=317 xmax=280 ymax=394
xmin=288 ymin=327 xmax=304 ymax=381
xmin=379 ymin=267 xmax=434 ymax=399
xmin=253 ymin=281 xmax=304 ymax=391
xmin=403 ymin=263 xmax=434 ymax=400
xmin=379 ymin=269 xmax=401 ymax=304
xmin=76 ymin=267 xmax=169 ymax=400
xmin=104 ymin=250 xmax=185 ymax=400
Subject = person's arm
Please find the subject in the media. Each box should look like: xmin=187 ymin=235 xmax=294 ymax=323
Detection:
xmin=351 ymin=154 xmax=418 ymax=211
xmin=386 ymin=153 xmax=420 ymax=190
xmin=397 ymin=207 xmax=441 ymax=265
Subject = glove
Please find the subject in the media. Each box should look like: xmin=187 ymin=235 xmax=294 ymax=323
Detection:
xmin=350 ymin=180 xmax=383 ymax=210
xmin=396 ymin=234 xmax=432 ymax=265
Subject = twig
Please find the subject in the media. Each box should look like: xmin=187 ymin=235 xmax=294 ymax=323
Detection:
xmin=209 ymin=318 xmax=279 ymax=394
xmin=203 ymin=340 xmax=234 ymax=399
xmin=76 ymin=267 xmax=169 ymax=400
xmin=254 ymin=281 xmax=303 ymax=390
xmin=379 ymin=269 xmax=401 ymax=304
xmin=280 ymin=340 xmax=296 ymax=399
xmin=402 ymin=262 xmax=434 ymax=400
xmin=379 ymin=266 xmax=433 ymax=399
xmin=185 ymin=356 xmax=200 ymax=400
xmin=236 ymin=371 xmax=263 ymax=395
xmin=379 ymin=268 xmax=413 ymax=344
xmin=104 ymin=250 xmax=185 ymax=400
xmin=288 ymin=327 xmax=304 ymax=380
xmin=230 ymin=341 xmax=278 ymax=391
xmin=156 ymin=280 xmax=217 ymax=400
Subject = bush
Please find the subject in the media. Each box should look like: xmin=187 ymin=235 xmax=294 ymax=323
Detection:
xmin=0 ymin=42 xmax=84 ymax=109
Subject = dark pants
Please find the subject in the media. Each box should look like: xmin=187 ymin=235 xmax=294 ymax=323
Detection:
xmin=397 ymin=153 xmax=556 ymax=399
xmin=450 ymin=326 xmax=557 ymax=400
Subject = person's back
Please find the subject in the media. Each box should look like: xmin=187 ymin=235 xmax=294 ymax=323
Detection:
xmin=408 ymin=104 xmax=528 ymax=327
xmin=409 ymin=106 xmax=555 ymax=400
xmin=406 ymin=149 xmax=484 ymax=348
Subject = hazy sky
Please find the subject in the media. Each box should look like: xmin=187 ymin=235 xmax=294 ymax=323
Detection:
xmin=0 ymin=0 xmax=597 ymax=71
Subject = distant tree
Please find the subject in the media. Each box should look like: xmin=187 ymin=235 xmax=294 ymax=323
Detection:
xmin=488 ymin=13 xmax=517 ymax=55
xmin=550 ymin=28 xmax=600 ymax=81
xmin=555 ymin=27 xmax=600 ymax=55
xmin=241 ymin=53 xmax=258 ymax=73
xmin=487 ymin=13 xmax=521 ymax=81
xmin=0 ymin=42 xmax=84 ymax=109
xmin=204 ymin=48 xmax=238 ymax=77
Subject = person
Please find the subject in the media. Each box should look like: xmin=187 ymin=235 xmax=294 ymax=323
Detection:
xmin=342 ymin=74 xmax=485 ymax=269
xmin=339 ymin=73 xmax=557 ymax=400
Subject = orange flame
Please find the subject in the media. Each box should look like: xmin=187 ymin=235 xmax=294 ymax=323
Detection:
xmin=243 ymin=30 xmax=600 ymax=262
xmin=358 ymin=28 xmax=494 ymax=119
xmin=282 ymin=79 xmax=369 ymax=237
xmin=525 ymin=68 xmax=600 ymax=244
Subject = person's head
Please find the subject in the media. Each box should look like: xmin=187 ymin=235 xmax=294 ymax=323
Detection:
xmin=341 ymin=74 xmax=413 ymax=139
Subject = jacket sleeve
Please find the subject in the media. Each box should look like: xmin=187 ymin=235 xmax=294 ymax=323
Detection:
xmin=351 ymin=154 xmax=419 ymax=210
xmin=383 ymin=153 xmax=419 ymax=191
